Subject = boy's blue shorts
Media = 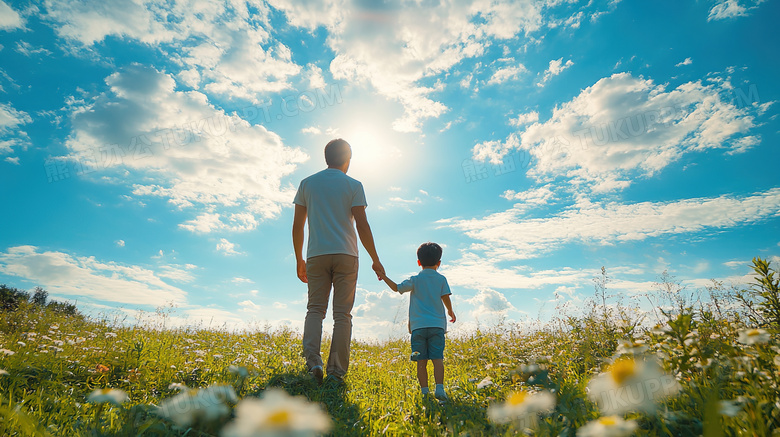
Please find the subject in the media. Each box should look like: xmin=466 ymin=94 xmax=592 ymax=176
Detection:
xmin=410 ymin=327 xmax=445 ymax=361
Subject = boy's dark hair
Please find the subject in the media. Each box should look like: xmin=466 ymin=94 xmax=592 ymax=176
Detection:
xmin=324 ymin=138 xmax=351 ymax=167
xmin=417 ymin=242 xmax=442 ymax=267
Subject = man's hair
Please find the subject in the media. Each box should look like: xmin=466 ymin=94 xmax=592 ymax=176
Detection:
xmin=417 ymin=242 xmax=442 ymax=267
xmin=324 ymin=138 xmax=352 ymax=167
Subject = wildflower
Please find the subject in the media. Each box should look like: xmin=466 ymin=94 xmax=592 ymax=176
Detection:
xmin=168 ymin=382 xmax=188 ymax=391
xmin=157 ymin=384 xmax=237 ymax=427
xmin=616 ymin=339 xmax=648 ymax=356
xmin=587 ymin=356 xmax=681 ymax=415
xmin=719 ymin=400 xmax=741 ymax=417
xmin=476 ymin=376 xmax=494 ymax=389
xmin=576 ymin=416 xmax=637 ymax=437
xmin=0 ymin=349 xmax=14 ymax=356
xmin=42 ymin=335 xmax=52 ymax=341
xmin=105 ymin=332 xmax=117 ymax=338
xmin=50 ymin=324 xmax=59 ymax=330
xmin=17 ymin=341 xmax=26 ymax=347
xmin=487 ymin=389 xmax=555 ymax=428
xmin=222 ymin=388 xmax=331 ymax=437
xmin=228 ymin=365 xmax=249 ymax=378
xmin=774 ymin=355 xmax=780 ymax=368
xmin=213 ymin=354 xmax=223 ymax=359
xmin=53 ymin=340 xmax=64 ymax=346
xmin=0 ymin=369 xmax=8 ymax=376
xmin=87 ymin=388 xmax=129 ymax=405
xmin=738 ymin=329 xmax=770 ymax=345
xmin=411 ymin=351 xmax=420 ymax=359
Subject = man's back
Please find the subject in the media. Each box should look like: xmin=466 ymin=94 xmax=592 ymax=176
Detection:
xmin=293 ymin=168 xmax=367 ymax=259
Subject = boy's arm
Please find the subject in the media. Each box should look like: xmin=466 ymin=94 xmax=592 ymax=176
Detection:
xmin=378 ymin=272 xmax=399 ymax=292
xmin=441 ymin=294 xmax=456 ymax=323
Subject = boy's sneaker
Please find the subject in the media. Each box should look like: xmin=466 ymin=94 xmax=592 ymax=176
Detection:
xmin=434 ymin=389 xmax=448 ymax=401
xmin=310 ymin=365 xmax=324 ymax=385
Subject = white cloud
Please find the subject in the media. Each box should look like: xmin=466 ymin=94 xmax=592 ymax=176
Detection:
xmin=352 ymin=288 xmax=408 ymax=340
xmin=158 ymin=265 xmax=196 ymax=283
xmin=270 ymin=0 xmax=610 ymax=132
xmin=4 ymin=156 xmax=19 ymax=165
xmin=115 ymin=239 xmax=125 ymax=247
xmin=232 ymin=276 xmax=254 ymax=284
xmin=467 ymin=288 xmax=518 ymax=321
xmin=0 ymin=102 xmax=32 ymax=156
xmin=15 ymin=41 xmax=52 ymax=57
xmin=675 ymin=57 xmax=693 ymax=67
xmin=238 ymin=299 xmax=262 ymax=313
xmin=0 ymin=1 xmax=23 ymax=30
xmin=0 ymin=245 xmax=187 ymax=306
xmin=43 ymin=0 xmax=301 ymax=100
xmin=488 ymin=64 xmax=528 ymax=85
xmin=708 ymin=0 xmax=765 ymax=21
xmin=64 ymin=64 xmax=307 ymax=232
xmin=444 ymin=251 xmax=591 ymax=289
xmin=509 ymin=111 xmax=539 ymax=127
xmin=501 ymin=185 xmax=556 ymax=210
xmin=474 ymin=72 xmax=762 ymax=192
xmin=216 ymin=238 xmax=243 ymax=256
xmin=301 ymin=126 xmax=322 ymax=135
xmin=538 ymin=57 xmax=573 ymax=87
xmin=445 ymin=188 xmax=780 ymax=260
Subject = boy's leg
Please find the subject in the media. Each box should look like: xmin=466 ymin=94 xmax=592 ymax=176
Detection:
xmin=432 ymin=359 xmax=444 ymax=385
xmin=416 ymin=360 xmax=429 ymax=389
xmin=428 ymin=329 xmax=447 ymax=400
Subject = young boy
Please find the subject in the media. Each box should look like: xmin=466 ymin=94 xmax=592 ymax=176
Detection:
xmin=379 ymin=242 xmax=456 ymax=400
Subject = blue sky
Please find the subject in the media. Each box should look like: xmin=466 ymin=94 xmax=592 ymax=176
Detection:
xmin=0 ymin=0 xmax=778 ymax=339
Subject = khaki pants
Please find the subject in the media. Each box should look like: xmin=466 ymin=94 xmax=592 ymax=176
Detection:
xmin=302 ymin=254 xmax=358 ymax=379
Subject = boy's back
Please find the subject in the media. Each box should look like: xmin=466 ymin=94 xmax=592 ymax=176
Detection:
xmin=398 ymin=269 xmax=451 ymax=332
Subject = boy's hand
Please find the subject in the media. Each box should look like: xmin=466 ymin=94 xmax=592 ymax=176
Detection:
xmin=448 ymin=310 xmax=456 ymax=323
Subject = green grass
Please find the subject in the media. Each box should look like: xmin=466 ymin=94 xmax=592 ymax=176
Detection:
xmin=1 ymin=260 xmax=779 ymax=436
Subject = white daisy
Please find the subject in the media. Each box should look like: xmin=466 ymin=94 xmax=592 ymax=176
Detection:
xmin=88 ymin=388 xmax=129 ymax=405
xmin=577 ymin=416 xmax=637 ymax=437
xmin=221 ymin=388 xmax=331 ymax=437
xmin=587 ymin=357 xmax=680 ymax=415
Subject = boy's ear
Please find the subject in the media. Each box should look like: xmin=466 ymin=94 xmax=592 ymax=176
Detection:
xmin=417 ymin=260 xmax=421 ymax=266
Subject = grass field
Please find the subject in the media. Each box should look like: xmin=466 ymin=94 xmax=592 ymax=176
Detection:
xmin=0 ymin=258 xmax=778 ymax=436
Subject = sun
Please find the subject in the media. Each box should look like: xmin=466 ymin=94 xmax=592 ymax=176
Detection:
xmin=339 ymin=123 xmax=403 ymax=186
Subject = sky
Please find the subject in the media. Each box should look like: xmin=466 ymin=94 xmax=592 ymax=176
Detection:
xmin=0 ymin=0 xmax=778 ymax=340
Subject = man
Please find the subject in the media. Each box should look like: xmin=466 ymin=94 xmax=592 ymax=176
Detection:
xmin=292 ymin=138 xmax=384 ymax=384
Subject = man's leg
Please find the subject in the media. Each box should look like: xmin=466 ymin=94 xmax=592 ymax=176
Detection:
xmin=327 ymin=254 xmax=358 ymax=379
xmin=302 ymin=255 xmax=332 ymax=372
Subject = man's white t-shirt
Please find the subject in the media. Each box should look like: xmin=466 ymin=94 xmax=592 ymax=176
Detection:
xmin=397 ymin=269 xmax=452 ymax=332
xmin=293 ymin=168 xmax=368 ymax=259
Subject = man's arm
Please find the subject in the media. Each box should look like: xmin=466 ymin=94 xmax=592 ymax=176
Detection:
xmin=441 ymin=294 xmax=456 ymax=323
xmin=352 ymin=205 xmax=384 ymax=279
xmin=292 ymin=204 xmax=308 ymax=283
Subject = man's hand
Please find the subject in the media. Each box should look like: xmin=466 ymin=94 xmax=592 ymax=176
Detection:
xmin=372 ymin=260 xmax=385 ymax=281
xmin=296 ymin=258 xmax=308 ymax=283
xmin=448 ymin=310 xmax=456 ymax=323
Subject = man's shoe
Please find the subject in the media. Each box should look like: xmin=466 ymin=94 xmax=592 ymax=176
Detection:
xmin=324 ymin=374 xmax=345 ymax=388
xmin=434 ymin=390 xmax=448 ymax=401
xmin=310 ymin=365 xmax=324 ymax=385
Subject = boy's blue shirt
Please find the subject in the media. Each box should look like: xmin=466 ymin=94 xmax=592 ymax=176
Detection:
xmin=397 ymin=269 xmax=451 ymax=332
